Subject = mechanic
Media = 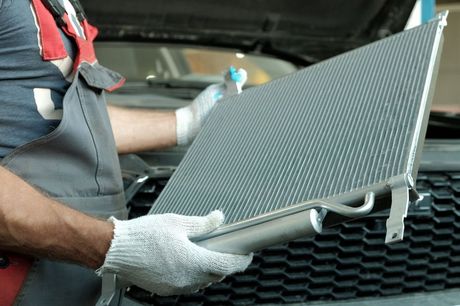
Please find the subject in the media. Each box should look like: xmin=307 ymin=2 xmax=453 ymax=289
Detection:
xmin=0 ymin=0 xmax=252 ymax=304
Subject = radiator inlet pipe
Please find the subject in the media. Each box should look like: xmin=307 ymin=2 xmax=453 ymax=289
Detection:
xmin=196 ymin=209 xmax=322 ymax=255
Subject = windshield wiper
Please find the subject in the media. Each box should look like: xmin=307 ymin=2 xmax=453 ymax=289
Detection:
xmin=114 ymin=80 xmax=204 ymax=100
xmin=146 ymin=79 xmax=212 ymax=90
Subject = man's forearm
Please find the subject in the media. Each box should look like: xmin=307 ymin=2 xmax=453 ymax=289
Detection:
xmin=0 ymin=167 xmax=113 ymax=269
xmin=107 ymin=105 xmax=177 ymax=154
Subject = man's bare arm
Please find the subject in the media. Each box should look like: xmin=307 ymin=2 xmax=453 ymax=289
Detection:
xmin=0 ymin=165 xmax=253 ymax=295
xmin=0 ymin=166 xmax=113 ymax=269
xmin=107 ymin=105 xmax=177 ymax=154
xmin=107 ymin=69 xmax=248 ymax=153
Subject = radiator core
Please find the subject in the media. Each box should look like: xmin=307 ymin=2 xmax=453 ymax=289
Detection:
xmin=150 ymin=16 xmax=445 ymax=225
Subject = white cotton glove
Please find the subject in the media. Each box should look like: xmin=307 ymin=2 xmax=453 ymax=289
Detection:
xmin=175 ymin=67 xmax=247 ymax=145
xmin=96 ymin=211 xmax=253 ymax=296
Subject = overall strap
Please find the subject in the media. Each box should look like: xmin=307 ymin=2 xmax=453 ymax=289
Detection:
xmin=30 ymin=0 xmax=68 ymax=60
xmin=40 ymin=0 xmax=66 ymax=26
xmin=34 ymin=0 xmax=126 ymax=91
xmin=41 ymin=0 xmax=87 ymax=25
xmin=37 ymin=0 xmax=99 ymax=71
xmin=68 ymin=0 xmax=87 ymax=21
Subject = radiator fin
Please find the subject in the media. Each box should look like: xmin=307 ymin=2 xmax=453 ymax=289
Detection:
xmin=150 ymin=19 xmax=443 ymax=224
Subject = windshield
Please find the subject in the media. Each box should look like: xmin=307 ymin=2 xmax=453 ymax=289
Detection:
xmin=95 ymin=42 xmax=297 ymax=86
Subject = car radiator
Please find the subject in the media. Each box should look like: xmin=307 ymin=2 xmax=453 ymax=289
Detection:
xmin=148 ymin=13 xmax=446 ymax=251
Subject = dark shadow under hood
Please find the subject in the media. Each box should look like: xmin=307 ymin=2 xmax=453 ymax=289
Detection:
xmin=80 ymin=0 xmax=416 ymax=65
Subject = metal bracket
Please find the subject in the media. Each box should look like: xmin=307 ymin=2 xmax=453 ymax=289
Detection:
xmin=96 ymin=273 xmax=119 ymax=306
xmin=124 ymin=175 xmax=149 ymax=203
xmin=385 ymin=174 xmax=418 ymax=244
xmin=96 ymin=273 xmax=131 ymax=306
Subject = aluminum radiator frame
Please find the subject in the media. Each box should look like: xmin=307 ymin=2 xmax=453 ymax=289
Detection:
xmin=97 ymin=12 xmax=447 ymax=306
xmin=148 ymin=12 xmax=446 ymax=249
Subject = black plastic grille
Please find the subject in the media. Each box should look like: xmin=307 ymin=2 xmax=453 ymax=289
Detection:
xmin=127 ymin=171 xmax=460 ymax=304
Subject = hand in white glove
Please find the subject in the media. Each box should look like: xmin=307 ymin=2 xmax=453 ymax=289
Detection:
xmin=175 ymin=67 xmax=247 ymax=146
xmin=96 ymin=211 xmax=253 ymax=296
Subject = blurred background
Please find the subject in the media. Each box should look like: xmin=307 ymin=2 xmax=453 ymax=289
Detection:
xmin=432 ymin=0 xmax=460 ymax=112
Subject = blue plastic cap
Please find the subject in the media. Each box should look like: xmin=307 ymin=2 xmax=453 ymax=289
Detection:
xmin=229 ymin=66 xmax=242 ymax=83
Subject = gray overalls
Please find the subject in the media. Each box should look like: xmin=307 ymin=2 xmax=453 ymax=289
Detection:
xmin=0 ymin=0 xmax=127 ymax=304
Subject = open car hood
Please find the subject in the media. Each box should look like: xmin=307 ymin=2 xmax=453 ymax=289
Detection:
xmin=80 ymin=0 xmax=416 ymax=64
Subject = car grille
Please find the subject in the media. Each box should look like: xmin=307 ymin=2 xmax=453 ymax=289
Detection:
xmin=127 ymin=171 xmax=460 ymax=304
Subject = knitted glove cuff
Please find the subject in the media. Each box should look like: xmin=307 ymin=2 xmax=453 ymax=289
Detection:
xmin=95 ymin=217 xmax=140 ymax=276
xmin=175 ymin=106 xmax=195 ymax=146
